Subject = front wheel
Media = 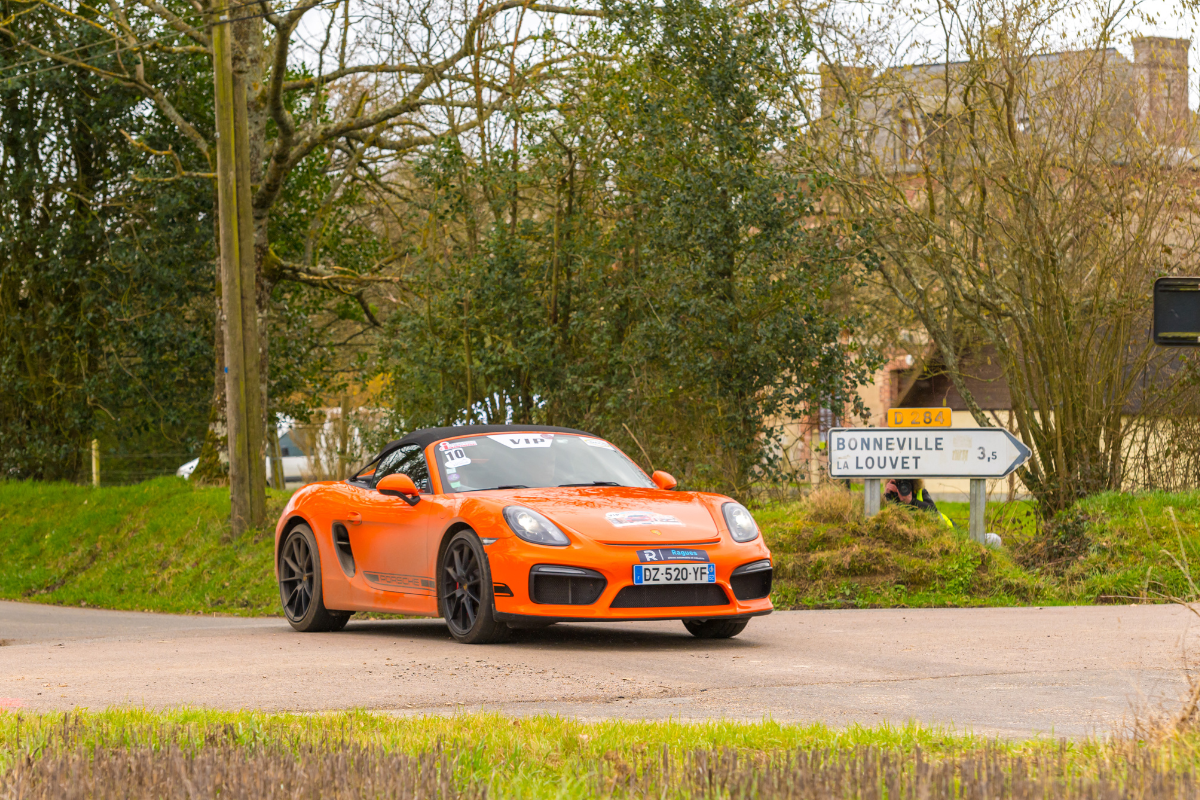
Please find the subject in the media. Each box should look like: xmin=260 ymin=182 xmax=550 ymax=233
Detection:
xmin=439 ymin=530 xmax=511 ymax=644
xmin=683 ymin=618 xmax=748 ymax=639
xmin=279 ymin=524 xmax=351 ymax=633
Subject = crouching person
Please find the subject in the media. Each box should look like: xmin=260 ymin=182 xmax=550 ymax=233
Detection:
xmin=883 ymin=478 xmax=953 ymax=528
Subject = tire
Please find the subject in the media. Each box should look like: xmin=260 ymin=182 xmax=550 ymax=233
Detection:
xmin=279 ymin=524 xmax=351 ymax=633
xmin=439 ymin=530 xmax=511 ymax=644
xmin=683 ymin=618 xmax=749 ymax=639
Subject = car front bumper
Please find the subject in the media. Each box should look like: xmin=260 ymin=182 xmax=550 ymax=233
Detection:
xmin=484 ymin=534 xmax=774 ymax=621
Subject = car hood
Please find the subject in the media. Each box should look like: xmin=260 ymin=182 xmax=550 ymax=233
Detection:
xmin=501 ymin=487 xmax=726 ymax=545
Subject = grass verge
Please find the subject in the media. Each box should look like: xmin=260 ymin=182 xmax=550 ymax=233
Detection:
xmin=3 ymin=709 xmax=1199 ymax=798
xmin=758 ymin=486 xmax=1200 ymax=609
xmin=0 ymin=477 xmax=286 ymax=615
xmin=4 ymin=478 xmax=1200 ymax=614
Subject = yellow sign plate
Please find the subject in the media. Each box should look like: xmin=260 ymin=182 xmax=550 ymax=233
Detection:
xmin=888 ymin=408 xmax=952 ymax=428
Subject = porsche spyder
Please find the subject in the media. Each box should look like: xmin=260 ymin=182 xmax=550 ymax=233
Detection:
xmin=274 ymin=425 xmax=773 ymax=643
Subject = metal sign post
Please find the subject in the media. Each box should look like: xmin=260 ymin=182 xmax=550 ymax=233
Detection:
xmin=969 ymin=478 xmax=986 ymax=543
xmin=864 ymin=479 xmax=880 ymax=516
xmin=828 ymin=427 xmax=1031 ymax=544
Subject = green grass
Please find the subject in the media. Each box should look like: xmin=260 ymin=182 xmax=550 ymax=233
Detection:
xmin=0 ymin=710 xmax=970 ymax=799
xmin=1028 ymin=490 xmax=1200 ymax=603
xmin=758 ymin=486 xmax=1200 ymax=609
xmin=0 ymin=708 xmax=994 ymax=766
xmin=755 ymin=490 xmax=1051 ymax=609
xmin=3 ymin=477 xmax=1200 ymax=615
xmin=0 ymin=477 xmax=286 ymax=615
xmin=3 ymin=709 xmax=1200 ymax=798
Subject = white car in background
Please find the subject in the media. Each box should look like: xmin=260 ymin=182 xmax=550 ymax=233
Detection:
xmin=176 ymin=429 xmax=311 ymax=487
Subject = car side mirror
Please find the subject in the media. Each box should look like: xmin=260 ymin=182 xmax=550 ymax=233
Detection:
xmin=651 ymin=470 xmax=677 ymax=490
xmin=377 ymin=473 xmax=420 ymax=506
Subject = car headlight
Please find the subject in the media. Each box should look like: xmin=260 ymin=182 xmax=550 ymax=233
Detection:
xmin=503 ymin=506 xmax=570 ymax=547
xmin=722 ymin=502 xmax=760 ymax=543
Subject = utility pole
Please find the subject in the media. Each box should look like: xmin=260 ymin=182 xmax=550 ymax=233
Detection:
xmin=212 ymin=0 xmax=256 ymax=535
xmin=231 ymin=34 xmax=266 ymax=523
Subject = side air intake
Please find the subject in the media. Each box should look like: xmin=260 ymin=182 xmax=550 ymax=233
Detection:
xmin=332 ymin=523 xmax=355 ymax=577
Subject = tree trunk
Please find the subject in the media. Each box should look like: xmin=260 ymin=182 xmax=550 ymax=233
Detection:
xmin=233 ymin=68 xmax=266 ymax=524
xmin=234 ymin=8 xmax=272 ymax=511
xmin=193 ymin=190 xmax=228 ymax=485
xmin=212 ymin=4 xmax=253 ymax=534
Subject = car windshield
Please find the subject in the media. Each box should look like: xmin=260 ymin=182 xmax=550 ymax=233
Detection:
xmin=432 ymin=433 xmax=655 ymax=493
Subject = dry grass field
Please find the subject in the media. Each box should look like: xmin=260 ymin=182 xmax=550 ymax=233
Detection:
xmin=4 ymin=709 xmax=1200 ymax=798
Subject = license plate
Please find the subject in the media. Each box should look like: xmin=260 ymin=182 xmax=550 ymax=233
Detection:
xmin=633 ymin=563 xmax=716 ymax=585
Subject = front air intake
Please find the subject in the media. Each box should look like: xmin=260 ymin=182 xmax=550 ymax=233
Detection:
xmin=730 ymin=559 xmax=772 ymax=600
xmin=529 ymin=565 xmax=607 ymax=605
xmin=610 ymin=584 xmax=729 ymax=608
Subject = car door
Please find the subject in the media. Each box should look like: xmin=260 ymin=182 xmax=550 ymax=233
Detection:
xmin=348 ymin=444 xmax=437 ymax=597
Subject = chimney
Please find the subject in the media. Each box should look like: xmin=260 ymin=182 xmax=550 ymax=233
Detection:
xmin=1132 ymin=36 xmax=1190 ymax=137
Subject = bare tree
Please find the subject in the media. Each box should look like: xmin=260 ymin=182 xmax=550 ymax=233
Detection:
xmin=810 ymin=0 xmax=1200 ymax=512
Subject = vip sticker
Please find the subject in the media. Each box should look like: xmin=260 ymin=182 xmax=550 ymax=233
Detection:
xmin=490 ymin=434 xmax=554 ymax=449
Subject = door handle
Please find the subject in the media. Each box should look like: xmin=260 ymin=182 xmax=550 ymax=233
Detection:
xmin=347 ymin=512 xmax=362 ymax=525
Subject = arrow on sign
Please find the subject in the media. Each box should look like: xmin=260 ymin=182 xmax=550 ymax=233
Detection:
xmin=827 ymin=427 xmax=1031 ymax=479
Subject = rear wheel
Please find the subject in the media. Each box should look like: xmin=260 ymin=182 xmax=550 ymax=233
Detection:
xmin=439 ymin=530 xmax=511 ymax=644
xmin=683 ymin=618 xmax=748 ymax=639
xmin=279 ymin=524 xmax=351 ymax=633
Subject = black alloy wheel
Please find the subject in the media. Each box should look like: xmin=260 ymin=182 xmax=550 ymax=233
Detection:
xmin=279 ymin=530 xmax=314 ymax=620
xmin=439 ymin=530 xmax=510 ymax=644
xmin=683 ymin=618 xmax=749 ymax=639
xmin=278 ymin=524 xmax=351 ymax=633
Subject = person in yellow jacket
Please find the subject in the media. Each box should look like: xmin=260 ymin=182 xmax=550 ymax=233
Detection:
xmin=883 ymin=478 xmax=954 ymax=528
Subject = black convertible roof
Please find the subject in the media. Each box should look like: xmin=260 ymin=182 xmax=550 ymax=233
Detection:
xmin=371 ymin=424 xmax=592 ymax=463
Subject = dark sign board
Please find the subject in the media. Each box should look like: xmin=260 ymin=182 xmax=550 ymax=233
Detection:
xmin=1154 ymin=277 xmax=1200 ymax=346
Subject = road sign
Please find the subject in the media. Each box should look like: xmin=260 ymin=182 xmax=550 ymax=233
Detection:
xmin=1154 ymin=277 xmax=1200 ymax=346
xmin=828 ymin=427 xmax=1031 ymax=479
xmin=887 ymin=407 xmax=951 ymax=428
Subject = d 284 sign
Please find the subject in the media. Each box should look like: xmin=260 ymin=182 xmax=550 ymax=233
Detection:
xmin=827 ymin=428 xmax=1031 ymax=479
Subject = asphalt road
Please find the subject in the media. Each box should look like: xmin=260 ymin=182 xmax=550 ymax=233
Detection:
xmin=1 ymin=600 xmax=1194 ymax=738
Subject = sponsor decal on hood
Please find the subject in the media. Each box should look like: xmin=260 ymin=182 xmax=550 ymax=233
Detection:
xmin=605 ymin=510 xmax=684 ymax=528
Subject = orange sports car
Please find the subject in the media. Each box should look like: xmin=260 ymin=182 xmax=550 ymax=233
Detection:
xmin=274 ymin=425 xmax=773 ymax=643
